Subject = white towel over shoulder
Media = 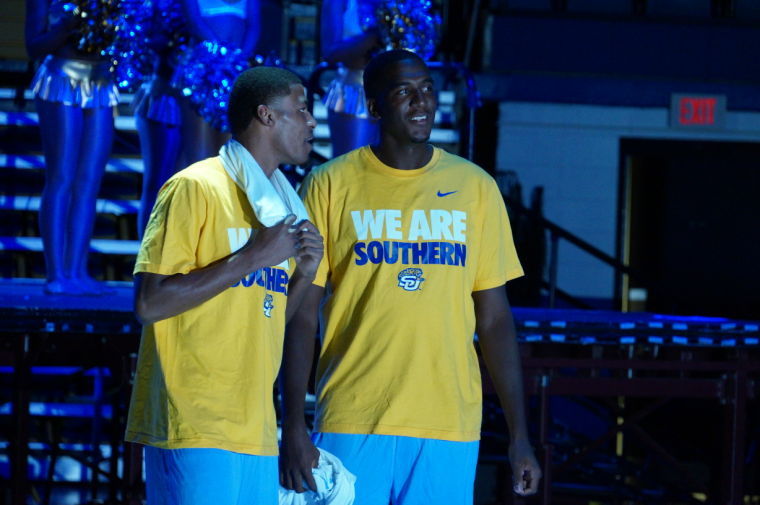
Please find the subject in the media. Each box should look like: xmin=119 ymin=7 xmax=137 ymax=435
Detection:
xmin=219 ymin=139 xmax=309 ymax=268
xmin=220 ymin=139 xmax=308 ymax=225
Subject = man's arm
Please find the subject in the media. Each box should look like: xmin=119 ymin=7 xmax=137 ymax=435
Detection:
xmin=279 ymin=283 xmax=324 ymax=492
xmin=473 ymin=286 xmax=542 ymax=496
xmin=135 ymin=215 xmax=299 ymax=324
xmin=320 ymin=0 xmax=380 ymax=68
xmin=180 ymin=0 xmax=218 ymax=43
xmin=239 ymin=0 xmax=261 ymax=56
xmin=25 ymin=0 xmax=79 ymax=59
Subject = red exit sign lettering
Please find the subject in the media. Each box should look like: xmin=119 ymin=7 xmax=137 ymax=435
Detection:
xmin=680 ymin=97 xmax=716 ymax=125
xmin=671 ymin=94 xmax=726 ymax=129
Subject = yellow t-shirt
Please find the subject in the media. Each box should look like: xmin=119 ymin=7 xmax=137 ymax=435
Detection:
xmin=126 ymin=157 xmax=292 ymax=456
xmin=301 ymin=146 xmax=523 ymax=442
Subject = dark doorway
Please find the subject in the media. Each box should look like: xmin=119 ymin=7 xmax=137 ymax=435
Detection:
xmin=619 ymin=138 xmax=760 ymax=320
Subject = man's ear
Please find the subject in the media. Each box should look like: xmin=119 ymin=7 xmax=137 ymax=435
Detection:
xmin=367 ymin=98 xmax=381 ymax=120
xmin=256 ymin=104 xmax=274 ymax=126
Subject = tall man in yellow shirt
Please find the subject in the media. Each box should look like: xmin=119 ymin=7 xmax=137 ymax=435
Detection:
xmin=279 ymin=50 xmax=541 ymax=503
xmin=126 ymin=66 xmax=323 ymax=504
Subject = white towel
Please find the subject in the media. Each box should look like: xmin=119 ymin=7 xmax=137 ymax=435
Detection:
xmin=278 ymin=449 xmax=356 ymax=505
xmin=219 ymin=139 xmax=309 ymax=269
xmin=220 ymin=139 xmax=309 ymax=225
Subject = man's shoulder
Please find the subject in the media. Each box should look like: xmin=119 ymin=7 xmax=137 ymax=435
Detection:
xmin=319 ymin=146 xmax=365 ymax=171
xmin=162 ymin=157 xmax=227 ymax=193
xmin=307 ymin=147 xmax=365 ymax=184
xmin=434 ymin=148 xmax=494 ymax=181
xmin=172 ymin=157 xmax=224 ymax=181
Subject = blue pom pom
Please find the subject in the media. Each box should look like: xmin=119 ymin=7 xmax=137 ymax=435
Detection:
xmin=171 ymin=41 xmax=258 ymax=132
xmin=105 ymin=0 xmax=189 ymax=92
xmin=360 ymin=0 xmax=441 ymax=60
xmin=51 ymin=0 xmax=121 ymax=54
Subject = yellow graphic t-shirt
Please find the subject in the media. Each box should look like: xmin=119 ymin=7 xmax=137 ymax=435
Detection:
xmin=301 ymin=146 xmax=523 ymax=442
xmin=126 ymin=158 xmax=292 ymax=455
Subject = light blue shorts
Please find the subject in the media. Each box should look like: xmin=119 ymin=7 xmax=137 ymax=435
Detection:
xmin=144 ymin=446 xmax=278 ymax=505
xmin=313 ymin=433 xmax=479 ymax=505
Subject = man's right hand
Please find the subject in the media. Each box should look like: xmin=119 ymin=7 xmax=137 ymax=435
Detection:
xmin=279 ymin=425 xmax=320 ymax=493
xmin=243 ymin=215 xmax=299 ymax=269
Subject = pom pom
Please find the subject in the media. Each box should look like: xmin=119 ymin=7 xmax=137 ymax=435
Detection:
xmin=106 ymin=0 xmax=152 ymax=91
xmin=171 ymin=40 xmax=255 ymax=132
xmin=51 ymin=0 xmax=122 ymax=54
xmin=105 ymin=0 xmax=189 ymax=92
xmin=360 ymin=0 xmax=441 ymax=60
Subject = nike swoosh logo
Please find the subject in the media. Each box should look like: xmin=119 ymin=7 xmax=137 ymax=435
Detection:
xmin=437 ymin=190 xmax=458 ymax=197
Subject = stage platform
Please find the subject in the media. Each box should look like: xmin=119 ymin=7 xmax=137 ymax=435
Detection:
xmin=3 ymin=277 xmax=757 ymax=341
xmin=0 ymin=278 xmax=758 ymax=505
xmin=0 ymin=278 xmax=135 ymax=313
xmin=0 ymin=279 xmax=140 ymax=505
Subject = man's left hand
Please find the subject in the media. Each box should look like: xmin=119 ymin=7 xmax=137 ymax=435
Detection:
xmin=509 ymin=437 xmax=542 ymax=496
xmin=292 ymin=219 xmax=323 ymax=278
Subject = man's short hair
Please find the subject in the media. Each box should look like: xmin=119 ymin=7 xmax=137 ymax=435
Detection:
xmin=363 ymin=49 xmax=426 ymax=102
xmin=228 ymin=66 xmax=303 ymax=136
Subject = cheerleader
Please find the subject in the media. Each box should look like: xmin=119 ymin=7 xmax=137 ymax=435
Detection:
xmin=26 ymin=0 xmax=118 ymax=295
xmin=320 ymin=0 xmax=382 ymax=158
xmin=176 ymin=0 xmax=260 ymax=168
xmin=129 ymin=0 xmax=185 ymax=235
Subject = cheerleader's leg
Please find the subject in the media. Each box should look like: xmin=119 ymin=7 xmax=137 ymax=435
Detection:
xmin=327 ymin=110 xmax=379 ymax=158
xmin=178 ymin=97 xmax=229 ymax=169
xmin=36 ymin=98 xmax=84 ymax=294
xmin=68 ymin=104 xmax=114 ymax=294
xmin=136 ymin=114 xmax=182 ymax=236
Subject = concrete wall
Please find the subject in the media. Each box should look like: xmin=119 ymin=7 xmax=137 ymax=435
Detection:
xmin=497 ymin=101 xmax=760 ymax=300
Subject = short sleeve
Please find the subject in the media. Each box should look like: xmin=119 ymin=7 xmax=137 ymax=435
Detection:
xmin=134 ymin=176 xmax=207 ymax=276
xmin=472 ymin=179 xmax=523 ymax=291
xmin=300 ymin=171 xmax=330 ymax=287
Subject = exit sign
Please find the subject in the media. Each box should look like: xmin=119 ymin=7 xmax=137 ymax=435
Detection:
xmin=670 ymin=94 xmax=726 ymax=129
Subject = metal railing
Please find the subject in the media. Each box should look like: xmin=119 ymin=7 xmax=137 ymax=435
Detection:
xmin=505 ymin=195 xmax=645 ymax=310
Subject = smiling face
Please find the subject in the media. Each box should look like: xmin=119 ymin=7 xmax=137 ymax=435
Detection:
xmin=268 ymin=83 xmax=316 ymax=165
xmin=370 ymin=58 xmax=437 ymax=146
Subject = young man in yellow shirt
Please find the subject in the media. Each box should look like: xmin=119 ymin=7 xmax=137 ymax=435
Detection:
xmin=280 ymin=50 xmax=541 ymax=503
xmin=126 ymin=66 xmax=323 ymax=504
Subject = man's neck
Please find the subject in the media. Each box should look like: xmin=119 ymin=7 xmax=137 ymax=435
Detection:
xmin=233 ymin=135 xmax=278 ymax=177
xmin=371 ymin=139 xmax=433 ymax=171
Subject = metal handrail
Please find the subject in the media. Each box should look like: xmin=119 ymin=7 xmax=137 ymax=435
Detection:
xmin=506 ymin=196 xmax=647 ymax=309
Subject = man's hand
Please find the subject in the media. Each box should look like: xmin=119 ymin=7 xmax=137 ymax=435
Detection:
xmin=292 ymin=219 xmax=324 ymax=279
xmin=279 ymin=426 xmax=320 ymax=493
xmin=242 ymin=215 xmax=299 ymax=269
xmin=509 ymin=438 xmax=542 ymax=495
xmin=49 ymin=1 xmax=81 ymax=33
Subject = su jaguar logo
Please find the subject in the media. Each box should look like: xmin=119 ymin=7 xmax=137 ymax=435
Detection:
xmin=397 ymin=268 xmax=425 ymax=291
xmin=263 ymin=294 xmax=274 ymax=318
